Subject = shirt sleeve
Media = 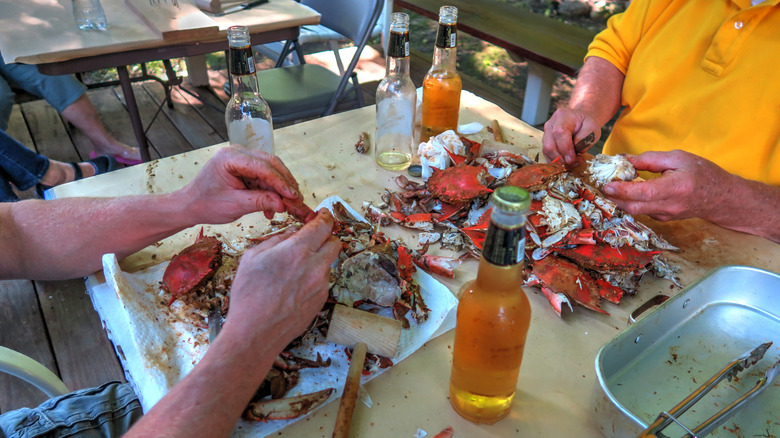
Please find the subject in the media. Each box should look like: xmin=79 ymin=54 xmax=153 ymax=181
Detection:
xmin=586 ymin=0 xmax=664 ymax=75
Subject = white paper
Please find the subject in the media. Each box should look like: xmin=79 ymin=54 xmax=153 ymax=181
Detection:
xmin=98 ymin=197 xmax=458 ymax=437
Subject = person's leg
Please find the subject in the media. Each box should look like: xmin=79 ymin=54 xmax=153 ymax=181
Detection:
xmin=0 ymin=381 xmax=142 ymax=438
xmin=0 ymin=73 xmax=15 ymax=131
xmin=59 ymin=94 xmax=142 ymax=163
xmin=0 ymin=53 xmax=141 ymax=164
xmin=0 ymin=175 xmax=20 ymax=202
xmin=0 ymin=130 xmax=96 ymax=190
xmin=0 ymin=130 xmax=50 ymax=190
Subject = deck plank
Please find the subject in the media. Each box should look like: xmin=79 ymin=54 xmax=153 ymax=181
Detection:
xmin=6 ymin=106 xmax=40 ymax=200
xmin=6 ymin=106 xmax=34 ymax=149
xmin=143 ymin=82 xmax=226 ymax=150
xmin=0 ymin=280 xmax=56 ymax=412
xmin=20 ymin=100 xmax=79 ymax=163
xmin=120 ymin=83 xmax=193 ymax=159
xmin=34 ymin=279 xmax=125 ymax=392
xmin=175 ymin=83 xmax=230 ymax=140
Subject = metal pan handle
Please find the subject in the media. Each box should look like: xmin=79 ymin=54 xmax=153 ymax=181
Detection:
xmin=629 ymin=294 xmax=670 ymax=324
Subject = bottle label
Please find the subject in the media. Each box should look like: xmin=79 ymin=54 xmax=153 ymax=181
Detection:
xmin=229 ymin=45 xmax=256 ymax=76
xmin=388 ymin=31 xmax=410 ymax=58
xmin=482 ymin=222 xmax=526 ymax=266
xmin=435 ymin=23 xmax=457 ymax=48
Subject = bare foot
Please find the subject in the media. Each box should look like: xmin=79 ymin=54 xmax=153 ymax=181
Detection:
xmin=92 ymin=142 xmax=142 ymax=163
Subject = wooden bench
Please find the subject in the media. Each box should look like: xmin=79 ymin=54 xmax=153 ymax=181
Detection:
xmin=393 ymin=0 xmax=597 ymax=125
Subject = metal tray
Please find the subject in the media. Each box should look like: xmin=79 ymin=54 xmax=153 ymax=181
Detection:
xmin=595 ymin=265 xmax=780 ymax=437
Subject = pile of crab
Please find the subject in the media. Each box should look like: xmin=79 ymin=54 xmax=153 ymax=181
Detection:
xmin=362 ymin=131 xmax=681 ymax=316
xmin=156 ymin=202 xmax=433 ymax=422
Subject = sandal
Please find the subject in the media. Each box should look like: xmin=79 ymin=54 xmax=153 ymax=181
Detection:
xmin=90 ymin=150 xmax=143 ymax=166
xmin=36 ymin=155 xmax=118 ymax=199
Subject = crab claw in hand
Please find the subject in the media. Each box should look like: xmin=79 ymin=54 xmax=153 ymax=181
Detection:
xmin=178 ymin=145 xmax=309 ymax=224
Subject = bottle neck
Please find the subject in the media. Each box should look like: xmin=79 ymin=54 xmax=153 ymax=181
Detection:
xmin=474 ymin=216 xmax=527 ymax=287
xmin=432 ymin=22 xmax=457 ymax=72
xmin=228 ymin=45 xmax=260 ymax=96
xmin=431 ymin=46 xmax=457 ymax=72
xmin=474 ymin=256 xmax=526 ymax=289
xmin=387 ymin=55 xmax=411 ymax=77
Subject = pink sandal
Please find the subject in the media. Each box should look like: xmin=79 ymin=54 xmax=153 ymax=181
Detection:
xmin=90 ymin=151 xmax=143 ymax=166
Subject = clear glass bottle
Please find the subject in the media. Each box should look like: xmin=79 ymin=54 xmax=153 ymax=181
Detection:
xmin=449 ymin=186 xmax=532 ymax=424
xmin=375 ymin=12 xmax=416 ymax=171
xmin=420 ymin=5 xmax=462 ymax=143
xmin=72 ymin=0 xmax=107 ymax=31
xmin=225 ymin=26 xmax=274 ymax=154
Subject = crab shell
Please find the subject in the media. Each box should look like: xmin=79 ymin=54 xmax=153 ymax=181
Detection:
xmin=526 ymin=255 xmax=608 ymax=315
xmin=161 ymin=230 xmax=223 ymax=306
xmin=505 ymin=161 xmax=566 ymax=191
xmin=555 ymin=244 xmax=658 ymax=273
xmin=427 ymin=164 xmax=493 ymax=204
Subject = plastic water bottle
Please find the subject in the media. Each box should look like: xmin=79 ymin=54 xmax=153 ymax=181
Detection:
xmin=72 ymin=0 xmax=107 ymax=31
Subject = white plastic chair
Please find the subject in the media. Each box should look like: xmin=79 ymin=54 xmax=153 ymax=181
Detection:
xmin=0 ymin=346 xmax=69 ymax=398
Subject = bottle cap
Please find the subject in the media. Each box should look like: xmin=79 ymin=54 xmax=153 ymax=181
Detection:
xmin=490 ymin=186 xmax=531 ymax=213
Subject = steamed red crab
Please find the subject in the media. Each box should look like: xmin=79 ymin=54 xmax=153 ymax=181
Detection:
xmin=370 ymin=134 xmax=681 ymax=317
xmin=161 ymin=228 xmax=223 ymax=306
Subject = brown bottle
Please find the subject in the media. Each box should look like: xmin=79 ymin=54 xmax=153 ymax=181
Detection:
xmin=449 ymin=186 xmax=532 ymax=424
xmin=420 ymin=5 xmax=462 ymax=143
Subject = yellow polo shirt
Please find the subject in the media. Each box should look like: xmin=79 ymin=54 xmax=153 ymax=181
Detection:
xmin=588 ymin=0 xmax=780 ymax=184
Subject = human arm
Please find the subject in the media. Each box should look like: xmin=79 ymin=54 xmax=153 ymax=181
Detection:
xmin=0 ymin=146 xmax=310 ymax=280
xmin=122 ymin=210 xmax=342 ymax=438
xmin=603 ymin=150 xmax=780 ymax=243
xmin=542 ymin=56 xmax=625 ymax=166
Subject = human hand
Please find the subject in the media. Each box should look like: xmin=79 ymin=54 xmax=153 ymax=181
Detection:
xmin=602 ymin=150 xmax=735 ymax=222
xmin=223 ymin=210 xmax=341 ymax=351
xmin=177 ymin=145 xmax=314 ymax=224
xmin=542 ymin=107 xmax=602 ymax=166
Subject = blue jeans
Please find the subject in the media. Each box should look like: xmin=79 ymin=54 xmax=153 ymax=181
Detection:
xmin=0 ymin=130 xmax=49 ymax=202
xmin=0 ymin=381 xmax=142 ymax=438
xmin=0 ymin=50 xmax=87 ymax=131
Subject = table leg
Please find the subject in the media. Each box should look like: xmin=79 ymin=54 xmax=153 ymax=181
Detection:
xmin=116 ymin=65 xmax=151 ymax=162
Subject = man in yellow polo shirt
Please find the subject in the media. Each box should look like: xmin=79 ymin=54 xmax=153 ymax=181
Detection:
xmin=542 ymin=0 xmax=779 ymax=243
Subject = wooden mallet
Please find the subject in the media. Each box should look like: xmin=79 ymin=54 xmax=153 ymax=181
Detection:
xmin=326 ymin=305 xmax=402 ymax=438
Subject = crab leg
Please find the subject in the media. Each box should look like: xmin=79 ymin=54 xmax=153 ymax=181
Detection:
xmin=244 ymin=388 xmax=334 ymax=422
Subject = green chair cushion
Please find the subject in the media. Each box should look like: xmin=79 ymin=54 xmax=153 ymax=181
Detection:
xmin=257 ymin=64 xmax=343 ymax=119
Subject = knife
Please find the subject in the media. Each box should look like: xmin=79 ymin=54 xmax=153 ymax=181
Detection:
xmin=214 ymin=0 xmax=268 ymax=16
xmin=573 ymin=132 xmax=596 ymax=154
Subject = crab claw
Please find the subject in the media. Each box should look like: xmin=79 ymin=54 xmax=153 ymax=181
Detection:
xmin=243 ymin=387 xmax=334 ymax=422
xmin=540 ymin=285 xmax=573 ymax=317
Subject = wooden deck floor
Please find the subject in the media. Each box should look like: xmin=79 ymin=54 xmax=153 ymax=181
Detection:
xmin=0 ymin=45 xmax=526 ymax=413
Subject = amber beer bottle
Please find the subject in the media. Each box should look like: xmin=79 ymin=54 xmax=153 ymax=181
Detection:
xmin=449 ymin=186 xmax=532 ymax=424
xmin=420 ymin=5 xmax=462 ymax=143
xmin=225 ymin=26 xmax=274 ymax=154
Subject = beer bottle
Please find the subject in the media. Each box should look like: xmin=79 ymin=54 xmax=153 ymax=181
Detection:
xmin=375 ymin=12 xmax=416 ymax=171
xmin=225 ymin=26 xmax=274 ymax=154
xmin=449 ymin=186 xmax=532 ymax=424
xmin=420 ymin=5 xmax=462 ymax=143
